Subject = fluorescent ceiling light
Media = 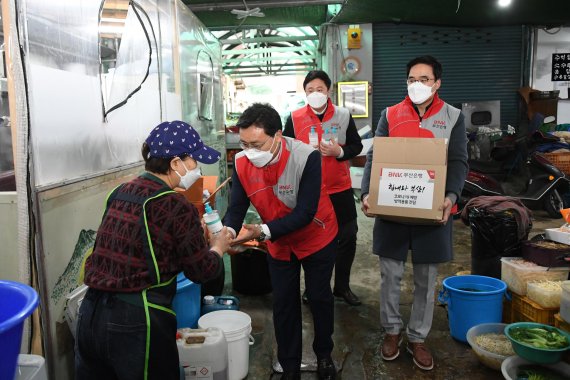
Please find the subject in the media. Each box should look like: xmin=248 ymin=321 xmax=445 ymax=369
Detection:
xmin=230 ymin=7 xmax=265 ymax=19
xmin=498 ymin=0 xmax=512 ymax=7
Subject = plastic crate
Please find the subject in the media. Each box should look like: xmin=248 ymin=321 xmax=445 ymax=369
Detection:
xmin=555 ymin=313 xmax=570 ymax=333
xmin=529 ymin=90 xmax=560 ymax=100
xmin=522 ymin=240 xmax=570 ymax=268
xmin=502 ymin=298 xmax=512 ymax=324
xmin=511 ymin=292 xmax=558 ymax=326
xmin=500 ymin=257 xmax=570 ymax=295
xmin=542 ymin=152 xmax=570 ymax=175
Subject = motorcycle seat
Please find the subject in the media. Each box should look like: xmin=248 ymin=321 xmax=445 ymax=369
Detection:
xmin=468 ymin=159 xmax=506 ymax=175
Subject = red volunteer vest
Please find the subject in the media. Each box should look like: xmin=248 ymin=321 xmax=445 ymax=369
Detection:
xmin=235 ymin=138 xmax=338 ymax=261
xmin=291 ymin=101 xmax=352 ymax=194
xmin=386 ymin=93 xmax=458 ymax=214
xmin=386 ymin=94 xmax=444 ymax=138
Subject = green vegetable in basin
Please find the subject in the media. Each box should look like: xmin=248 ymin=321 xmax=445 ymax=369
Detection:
xmin=516 ymin=364 xmax=569 ymax=380
xmin=509 ymin=327 xmax=569 ymax=350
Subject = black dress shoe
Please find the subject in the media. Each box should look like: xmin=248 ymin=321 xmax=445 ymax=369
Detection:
xmin=302 ymin=290 xmax=309 ymax=304
xmin=281 ymin=371 xmax=301 ymax=380
xmin=317 ymin=356 xmax=336 ymax=380
xmin=333 ymin=288 xmax=361 ymax=306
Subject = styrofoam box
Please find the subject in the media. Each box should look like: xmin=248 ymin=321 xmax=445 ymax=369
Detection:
xmin=545 ymin=228 xmax=570 ymax=245
xmin=15 ymin=354 xmax=47 ymax=380
xmin=562 ymin=281 xmax=570 ymax=323
xmin=350 ymin=167 xmax=364 ymax=189
xmin=500 ymin=257 xmax=570 ymax=296
xmin=225 ymin=132 xmax=240 ymax=144
xmin=65 ymin=284 xmax=88 ymax=338
xmin=527 ymin=281 xmax=563 ymax=308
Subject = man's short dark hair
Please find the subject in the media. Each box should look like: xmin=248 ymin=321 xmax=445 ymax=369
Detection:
xmin=303 ymin=70 xmax=332 ymax=90
xmin=236 ymin=103 xmax=282 ymax=136
xmin=406 ymin=56 xmax=443 ymax=81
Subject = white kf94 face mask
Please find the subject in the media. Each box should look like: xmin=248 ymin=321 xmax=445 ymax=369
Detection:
xmin=244 ymin=137 xmax=276 ymax=168
xmin=407 ymin=81 xmax=434 ymax=104
xmin=306 ymin=91 xmax=328 ymax=109
xmin=176 ymin=162 xmax=201 ymax=190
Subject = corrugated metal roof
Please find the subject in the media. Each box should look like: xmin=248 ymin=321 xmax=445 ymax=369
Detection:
xmin=184 ymin=0 xmax=570 ymax=29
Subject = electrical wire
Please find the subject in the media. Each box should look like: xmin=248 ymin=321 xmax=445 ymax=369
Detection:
xmin=542 ymin=26 xmax=562 ymax=35
xmin=327 ymin=0 xmax=348 ymax=24
xmin=103 ymin=0 xmax=160 ymax=119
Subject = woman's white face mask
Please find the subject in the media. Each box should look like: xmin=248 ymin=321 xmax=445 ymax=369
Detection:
xmin=244 ymin=137 xmax=276 ymax=168
xmin=175 ymin=161 xmax=201 ymax=190
xmin=407 ymin=81 xmax=434 ymax=104
xmin=306 ymin=91 xmax=328 ymax=109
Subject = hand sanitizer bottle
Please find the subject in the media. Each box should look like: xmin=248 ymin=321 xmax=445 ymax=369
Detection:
xmin=308 ymin=126 xmax=318 ymax=146
xmin=202 ymin=189 xmax=211 ymax=203
xmin=324 ymin=127 xmax=331 ymax=145
xmin=331 ymin=126 xmax=338 ymax=142
xmin=203 ymin=202 xmax=223 ymax=235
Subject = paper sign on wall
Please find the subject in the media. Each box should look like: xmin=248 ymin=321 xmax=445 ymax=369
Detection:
xmin=377 ymin=168 xmax=435 ymax=209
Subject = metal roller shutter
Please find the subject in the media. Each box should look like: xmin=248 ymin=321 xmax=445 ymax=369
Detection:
xmin=372 ymin=24 xmax=525 ymax=129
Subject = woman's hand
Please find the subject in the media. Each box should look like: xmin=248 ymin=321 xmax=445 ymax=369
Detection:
xmin=201 ymin=218 xmax=209 ymax=242
xmin=209 ymin=227 xmax=232 ymax=257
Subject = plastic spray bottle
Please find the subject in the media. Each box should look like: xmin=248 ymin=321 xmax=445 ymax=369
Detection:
xmin=202 ymin=189 xmax=211 ymax=203
xmin=309 ymin=126 xmax=318 ymax=146
xmin=331 ymin=126 xmax=338 ymax=143
xmin=323 ymin=127 xmax=331 ymax=145
xmin=203 ymin=202 xmax=223 ymax=235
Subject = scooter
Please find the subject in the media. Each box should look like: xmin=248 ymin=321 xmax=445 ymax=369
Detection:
xmin=460 ymin=130 xmax=569 ymax=218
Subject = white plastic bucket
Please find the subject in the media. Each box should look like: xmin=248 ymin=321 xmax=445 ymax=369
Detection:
xmin=198 ymin=310 xmax=254 ymax=380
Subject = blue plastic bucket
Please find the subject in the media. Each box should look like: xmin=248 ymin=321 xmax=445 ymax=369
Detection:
xmin=438 ymin=275 xmax=506 ymax=343
xmin=172 ymin=273 xmax=201 ymax=328
xmin=0 ymin=280 xmax=39 ymax=380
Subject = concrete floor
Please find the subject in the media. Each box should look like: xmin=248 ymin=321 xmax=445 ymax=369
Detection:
xmin=222 ymin=202 xmax=563 ymax=380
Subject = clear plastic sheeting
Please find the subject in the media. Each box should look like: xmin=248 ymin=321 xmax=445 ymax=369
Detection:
xmin=22 ymin=0 xmax=180 ymax=187
xmin=176 ymin=1 xmax=228 ymax=213
xmin=102 ymin=1 xmax=159 ymax=116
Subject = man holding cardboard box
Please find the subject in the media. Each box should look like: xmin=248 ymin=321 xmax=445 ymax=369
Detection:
xmin=361 ymin=56 xmax=468 ymax=370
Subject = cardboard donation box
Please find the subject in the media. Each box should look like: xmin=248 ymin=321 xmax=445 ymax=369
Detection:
xmin=176 ymin=176 xmax=218 ymax=217
xmin=368 ymin=137 xmax=448 ymax=224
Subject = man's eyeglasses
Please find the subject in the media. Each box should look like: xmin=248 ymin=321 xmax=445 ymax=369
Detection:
xmin=407 ymin=77 xmax=435 ymax=85
xmin=239 ymin=137 xmax=271 ymax=150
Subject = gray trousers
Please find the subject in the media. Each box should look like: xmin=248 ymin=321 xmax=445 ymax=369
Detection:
xmin=379 ymin=257 xmax=438 ymax=342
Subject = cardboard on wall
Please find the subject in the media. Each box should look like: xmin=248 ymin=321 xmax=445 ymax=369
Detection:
xmin=176 ymin=176 xmax=218 ymax=217
xmin=367 ymin=137 xmax=448 ymax=224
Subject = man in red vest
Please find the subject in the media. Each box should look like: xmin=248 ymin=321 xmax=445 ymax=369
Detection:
xmin=284 ymin=70 xmax=363 ymax=306
xmin=224 ymin=104 xmax=338 ymax=380
xmin=361 ymin=56 xmax=468 ymax=371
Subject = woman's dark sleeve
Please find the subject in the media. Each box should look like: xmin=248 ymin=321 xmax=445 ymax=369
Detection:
xmin=172 ymin=196 xmax=223 ymax=284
